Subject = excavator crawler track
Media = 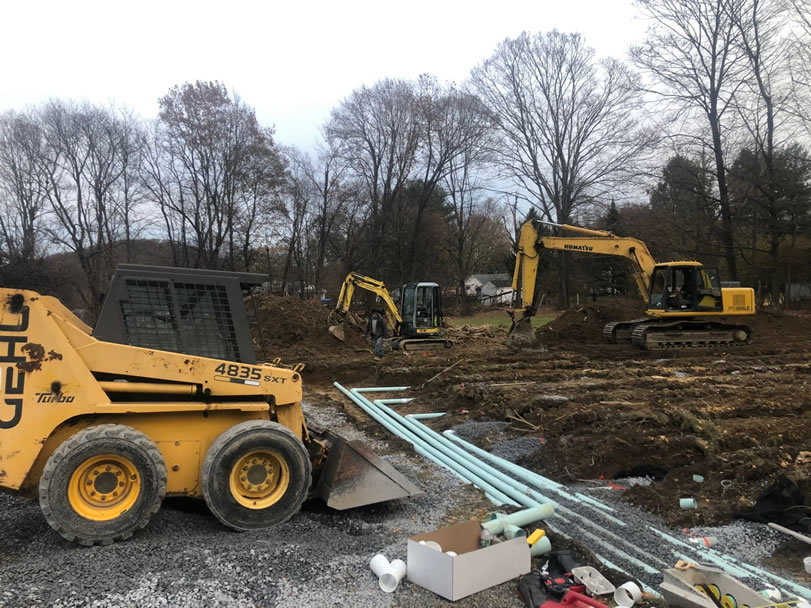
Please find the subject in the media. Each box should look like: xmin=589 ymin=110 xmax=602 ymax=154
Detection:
xmin=630 ymin=320 xmax=753 ymax=349
xmin=603 ymin=318 xmax=650 ymax=343
xmin=397 ymin=338 xmax=454 ymax=352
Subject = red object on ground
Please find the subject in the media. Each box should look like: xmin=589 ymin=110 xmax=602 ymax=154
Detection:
xmin=541 ymin=590 xmax=609 ymax=608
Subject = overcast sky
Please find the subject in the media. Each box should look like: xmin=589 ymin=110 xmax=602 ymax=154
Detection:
xmin=1 ymin=0 xmax=646 ymax=151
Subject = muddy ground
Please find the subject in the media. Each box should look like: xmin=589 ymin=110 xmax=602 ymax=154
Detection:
xmin=253 ymin=294 xmax=811 ymax=580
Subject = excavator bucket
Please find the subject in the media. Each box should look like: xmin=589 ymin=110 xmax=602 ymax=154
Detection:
xmin=328 ymin=322 xmax=346 ymax=342
xmin=314 ymin=431 xmax=424 ymax=510
xmin=506 ymin=315 xmax=540 ymax=349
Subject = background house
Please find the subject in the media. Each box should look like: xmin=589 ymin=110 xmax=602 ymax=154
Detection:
xmin=465 ymin=273 xmax=513 ymax=305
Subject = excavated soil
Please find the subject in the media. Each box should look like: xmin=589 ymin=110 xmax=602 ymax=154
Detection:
xmin=255 ymin=298 xmax=811 ymax=533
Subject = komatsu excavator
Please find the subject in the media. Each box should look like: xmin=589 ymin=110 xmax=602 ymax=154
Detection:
xmin=329 ymin=272 xmax=452 ymax=351
xmin=0 ymin=264 xmax=421 ymax=546
xmin=509 ymin=221 xmax=755 ymax=349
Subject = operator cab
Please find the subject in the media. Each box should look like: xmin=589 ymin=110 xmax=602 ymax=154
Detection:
xmin=399 ymin=282 xmax=442 ymax=338
xmin=647 ymin=263 xmax=723 ymax=313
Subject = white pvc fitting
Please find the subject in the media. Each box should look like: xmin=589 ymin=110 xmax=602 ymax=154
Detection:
xmin=805 ymin=556 xmax=811 ymax=574
xmin=614 ymin=581 xmax=642 ymax=607
xmin=418 ymin=540 xmax=442 ymax=551
xmin=379 ymin=559 xmax=406 ymax=593
xmin=370 ymin=554 xmax=391 ymax=579
xmin=445 ymin=551 xmax=458 ymax=557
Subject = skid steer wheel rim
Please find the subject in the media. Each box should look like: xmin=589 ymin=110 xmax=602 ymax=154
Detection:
xmin=228 ymin=449 xmax=289 ymax=509
xmin=68 ymin=454 xmax=140 ymax=521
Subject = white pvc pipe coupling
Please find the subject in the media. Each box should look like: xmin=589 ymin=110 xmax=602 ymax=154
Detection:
xmin=614 ymin=581 xmax=642 ymax=608
xmin=370 ymin=554 xmax=407 ymax=593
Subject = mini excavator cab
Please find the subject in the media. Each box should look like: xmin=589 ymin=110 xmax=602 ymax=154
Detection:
xmin=399 ymin=282 xmax=442 ymax=339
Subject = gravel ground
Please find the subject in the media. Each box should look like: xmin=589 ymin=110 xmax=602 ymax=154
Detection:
xmin=0 ymin=406 xmax=516 ymax=608
xmin=1 ymin=408 xmax=808 ymax=607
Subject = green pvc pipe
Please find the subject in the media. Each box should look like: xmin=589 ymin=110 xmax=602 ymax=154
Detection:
xmin=333 ymin=383 xmax=518 ymax=506
xmin=440 ymin=430 xmax=672 ymax=570
xmin=444 ymin=430 xmax=621 ymax=519
xmin=343 ymin=385 xmax=665 ymax=578
xmin=530 ymin=536 xmax=552 ymax=556
xmin=481 ymin=504 xmax=555 ymax=535
xmin=406 ymin=413 xmax=446 ymax=420
xmin=368 ymin=395 xmax=555 ymax=513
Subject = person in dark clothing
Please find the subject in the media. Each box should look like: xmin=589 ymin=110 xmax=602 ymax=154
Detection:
xmin=365 ymin=310 xmax=388 ymax=360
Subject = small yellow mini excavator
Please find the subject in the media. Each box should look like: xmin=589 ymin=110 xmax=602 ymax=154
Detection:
xmin=329 ymin=272 xmax=452 ymax=351
xmin=0 ymin=265 xmax=421 ymax=546
xmin=509 ymin=221 xmax=755 ymax=349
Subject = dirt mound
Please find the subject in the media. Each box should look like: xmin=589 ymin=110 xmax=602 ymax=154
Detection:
xmin=541 ymin=297 xmax=646 ymax=343
xmin=251 ymin=294 xmax=365 ymax=356
xmin=746 ymin=309 xmax=811 ymax=339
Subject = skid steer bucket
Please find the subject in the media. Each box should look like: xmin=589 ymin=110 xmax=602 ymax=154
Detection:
xmin=314 ymin=431 xmax=423 ymax=510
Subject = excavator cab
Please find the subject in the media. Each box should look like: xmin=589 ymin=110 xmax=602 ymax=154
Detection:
xmin=399 ymin=282 xmax=442 ymax=338
xmin=646 ymin=263 xmax=723 ymax=313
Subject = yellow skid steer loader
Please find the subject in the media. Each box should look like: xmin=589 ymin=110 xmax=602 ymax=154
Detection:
xmin=0 ymin=265 xmax=421 ymax=546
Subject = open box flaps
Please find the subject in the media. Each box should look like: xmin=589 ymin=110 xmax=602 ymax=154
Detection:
xmin=407 ymin=520 xmax=530 ymax=601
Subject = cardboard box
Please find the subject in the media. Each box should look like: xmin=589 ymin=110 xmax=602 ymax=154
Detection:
xmin=407 ymin=520 xmax=530 ymax=601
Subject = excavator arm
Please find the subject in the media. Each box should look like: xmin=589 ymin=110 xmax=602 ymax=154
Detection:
xmin=332 ymin=273 xmax=402 ymax=339
xmin=511 ymin=220 xmax=658 ymax=318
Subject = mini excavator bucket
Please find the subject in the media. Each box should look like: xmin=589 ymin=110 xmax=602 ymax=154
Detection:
xmin=313 ymin=430 xmax=424 ymax=509
xmin=328 ymin=322 xmax=346 ymax=342
xmin=328 ymin=310 xmax=364 ymax=344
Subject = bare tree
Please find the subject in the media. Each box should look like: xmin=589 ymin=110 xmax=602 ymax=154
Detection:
xmin=0 ymin=111 xmax=50 ymax=287
xmin=285 ymin=143 xmax=351 ymax=292
xmin=36 ymin=101 xmax=130 ymax=311
xmin=787 ymin=0 xmax=811 ymax=135
xmin=473 ymin=30 xmax=650 ymax=306
xmin=326 ymin=79 xmax=419 ymax=281
xmin=156 ymin=81 xmax=285 ymax=270
xmin=725 ymin=0 xmax=802 ymax=302
xmin=632 ymin=0 xmax=751 ymax=279
xmin=439 ymin=93 xmax=495 ymax=311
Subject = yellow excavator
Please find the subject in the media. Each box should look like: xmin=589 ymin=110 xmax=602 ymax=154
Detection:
xmin=329 ymin=272 xmax=452 ymax=351
xmin=0 ymin=264 xmax=421 ymax=546
xmin=509 ymin=221 xmax=755 ymax=349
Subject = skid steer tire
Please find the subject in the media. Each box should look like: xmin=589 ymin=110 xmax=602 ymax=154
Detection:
xmin=39 ymin=424 xmax=167 ymax=546
xmin=202 ymin=420 xmax=311 ymax=531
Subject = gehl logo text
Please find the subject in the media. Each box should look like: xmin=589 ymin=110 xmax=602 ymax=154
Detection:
xmin=563 ymin=244 xmax=594 ymax=252
xmin=0 ymin=299 xmax=27 ymax=429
